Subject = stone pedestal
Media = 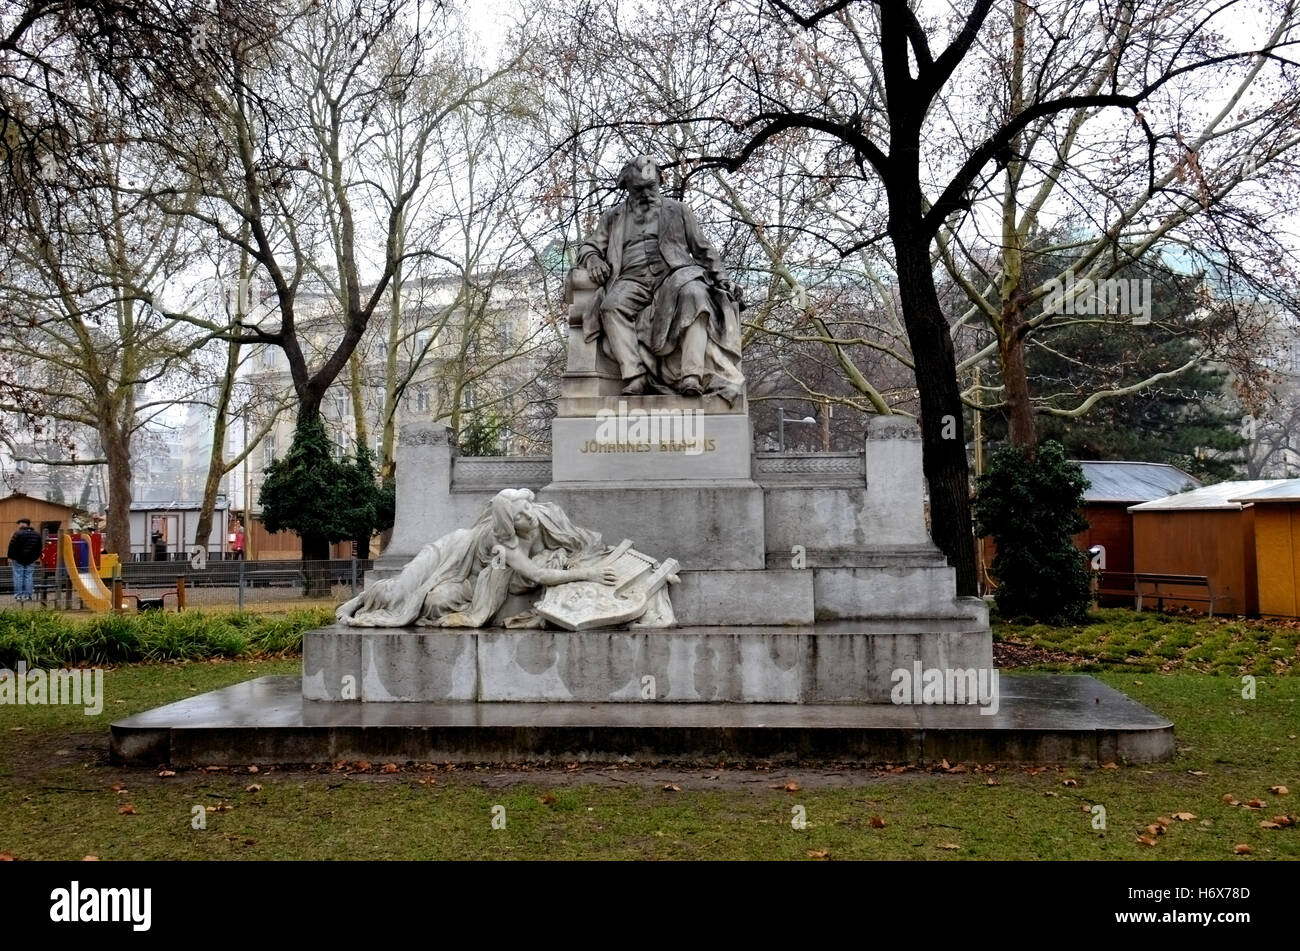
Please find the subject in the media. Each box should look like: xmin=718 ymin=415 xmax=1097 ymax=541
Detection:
xmin=302 ymin=619 xmax=992 ymax=704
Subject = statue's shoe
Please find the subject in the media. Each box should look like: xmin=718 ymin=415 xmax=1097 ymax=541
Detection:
xmin=679 ymin=375 xmax=704 ymax=396
xmin=621 ymin=374 xmax=650 ymax=395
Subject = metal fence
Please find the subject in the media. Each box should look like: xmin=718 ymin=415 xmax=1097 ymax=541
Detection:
xmin=2 ymin=558 xmax=373 ymax=612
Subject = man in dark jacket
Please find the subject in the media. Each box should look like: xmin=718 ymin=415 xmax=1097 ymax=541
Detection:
xmin=7 ymin=518 xmax=42 ymax=602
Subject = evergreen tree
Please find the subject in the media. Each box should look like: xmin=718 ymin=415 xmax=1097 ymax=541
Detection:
xmin=259 ymin=414 xmax=395 ymax=575
xmin=974 ymin=441 xmax=1093 ymax=625
xmin=981 ymin=257 xmax=1246 ymax=481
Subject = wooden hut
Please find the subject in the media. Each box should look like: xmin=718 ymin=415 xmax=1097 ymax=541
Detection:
xmin=1128 ymin=479 xmax=1291 ymax=616
xmin=1075 ymin=461 xmax=1201 ymax=582
xmin=1230 ymin=479 xmax=1300 ymax=617
xmin=978 ymin=460 xmax=1200 ymax=600
xmin=0 ymin=491 xmax=82 ymax=551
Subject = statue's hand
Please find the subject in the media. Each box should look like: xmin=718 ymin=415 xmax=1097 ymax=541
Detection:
xmin=582 ymin=566 xmax=619 ymax=586
xmin=585 ymin=256 xmax=611 ymax=284
xmin=717 ymin=278 xmax=743 ymax=304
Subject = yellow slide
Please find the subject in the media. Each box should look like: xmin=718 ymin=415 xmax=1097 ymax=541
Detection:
xmin=60 ymin=533 xmax=114 ymax=613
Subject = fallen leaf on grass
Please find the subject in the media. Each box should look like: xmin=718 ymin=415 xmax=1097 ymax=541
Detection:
xmin=353 ymin=760 xmax=372 ymax=772
xmin=380 ymin=763 xmax=400 ymax=774
xmin=1188 ymin=770 xmax=1207 ymax=777
xmin=986 ymin=778 xmax=1000 ymax=786
xmin=1222 ymin=794 xmax=1240 ymax=806
xmin=210 ymin=802 xmax=232 ymax=813
xmin=1270 ymin=785 xmax=1289 ymax=796
xmin=1232 ymin=844 xmax=1252 ymax=855
xmin=81 ymin=855 xmax=99 ymax=861
xmin=1172 ymin=812 xmax=1197 ymax=821
xmin=1137 ymin=835 xmax=1158 ymax=847
xmin=1101 ymin=762 xmax=1119 ymax=770
xmin=1272 ymin=815 xmax=1295 ymax=827
xmin=1144 ymin=824 xmax=1164 ymax=837
xmin=936 ymin=842 xmax=960 ymax=850
xmin=157 ymin=770 xmax=176 ymax=778
xmin=807 ymin=849 xmax=829 ymax=859
xmin=771 ymin=781 xmax=801 ymax=792
xmin=203 ymin=766 xmax=225 ymax=772
xmin=1245 ymin=798 xmax=1267 ymax=809
xmin=539 ymin=792 xmax=557 ymax=805
xmin=0 ymin=852 xmax=13 ymax=861
xmin=1259 ymin=820 xmax=1283 ymax=829
xmin=245 ymin=783 xmax=262 ymax=793
xmin=247 ymin=766 xmax=259 ymax=774
xmin=1155 ymin=816 xmax=1172 ymax=828
xmin=110 ymin=782 xmax=126 ymax=793
xmin=662 ymin=784 xmax=681 ymax=792
xmin=868 ymin=816 xmax=887 ymax=828
xmin=118 ymin=804 xmax=136 ymax=815
xmin=1063 ymin=778 xmax=1079 ymax=787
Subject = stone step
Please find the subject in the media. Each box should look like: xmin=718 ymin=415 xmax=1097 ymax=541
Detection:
xmin=109 ymin=674 xmax=1175 ymax=766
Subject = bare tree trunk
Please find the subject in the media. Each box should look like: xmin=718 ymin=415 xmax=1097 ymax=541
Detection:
xmin=893 ymin=231 xmax=978 ymax=596
xmin=100 ymin=425 xmax=133 ymax=560
xmin=999 ymin=307 xmax=1038 ymax=451
xmin=194 ymin=336 xmax=241 ymax=549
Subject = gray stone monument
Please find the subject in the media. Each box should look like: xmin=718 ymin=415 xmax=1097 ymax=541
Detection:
xmin=112 ymin=154 xmax=1173 ymax=767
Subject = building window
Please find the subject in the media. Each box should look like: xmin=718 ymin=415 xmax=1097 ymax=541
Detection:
xmin=415 ymin=386 xmax=430 ymax=413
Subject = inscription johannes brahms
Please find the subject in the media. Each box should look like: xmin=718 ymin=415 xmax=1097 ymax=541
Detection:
xmin=585 ymin=401 xmax=714 ymax=456
xmin=580 ymin=438 xmax=718 ymax=454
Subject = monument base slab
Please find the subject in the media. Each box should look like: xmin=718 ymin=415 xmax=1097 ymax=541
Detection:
xmin=110 ymin=673 xmax=1175 ymax=766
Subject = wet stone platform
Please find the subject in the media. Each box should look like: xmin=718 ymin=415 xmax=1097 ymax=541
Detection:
xmin=111 ymin=673 xmax=1174 ymax=766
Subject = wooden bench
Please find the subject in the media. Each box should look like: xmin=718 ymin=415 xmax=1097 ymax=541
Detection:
xmin=1134 ymin=573 xmax=1228 ymax=617
xmin=1096 ymin=571 xmax=1138 ymax=607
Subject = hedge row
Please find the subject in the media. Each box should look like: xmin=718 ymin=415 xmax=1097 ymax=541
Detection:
xmin=0 ymin=607 xmax=333 ymax=667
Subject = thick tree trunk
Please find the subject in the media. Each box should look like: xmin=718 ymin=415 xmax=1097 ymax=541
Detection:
xmin=101 ymin=427 xmax=133 ymax=561
xmin=301 ymin=531 xmax=331 ymax=595
xmin=892 ymin=228 xmax=979 ymax=597
xmin=999 ymin=307 xmax=1038 ymax=452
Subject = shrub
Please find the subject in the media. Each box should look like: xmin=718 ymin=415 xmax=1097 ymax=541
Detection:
xmin=974 ymin=440 xmax=1092 ymax=625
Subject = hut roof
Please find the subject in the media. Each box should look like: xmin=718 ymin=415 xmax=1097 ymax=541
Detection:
xmin=1228 ymin=478 xmax=1300 ymax=504
xmin=1129 ymin=479 xmax=1291 ymax=512
xmin=1076 ymin=460 xmax=1202 ymax=503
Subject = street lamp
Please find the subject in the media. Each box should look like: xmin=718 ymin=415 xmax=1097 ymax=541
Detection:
xmin=778 ymin=407 xmax=817 ymax=452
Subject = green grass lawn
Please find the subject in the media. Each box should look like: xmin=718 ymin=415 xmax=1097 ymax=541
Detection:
xmin=0 ymin=608 xmax=1296 ymax=860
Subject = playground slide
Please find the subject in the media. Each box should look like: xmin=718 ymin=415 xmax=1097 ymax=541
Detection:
xmin=60 ymin=533 xmax=114 ymax=613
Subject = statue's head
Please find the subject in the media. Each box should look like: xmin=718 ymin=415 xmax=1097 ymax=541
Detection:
xmin=617 ymin=155 xmax=661 ymax=193
xmin=488 ymin=488 xmax=537 ymax=544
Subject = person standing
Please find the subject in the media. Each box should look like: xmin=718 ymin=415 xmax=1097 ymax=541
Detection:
xmin=7 ymin=518 xmax=42 ymax=602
